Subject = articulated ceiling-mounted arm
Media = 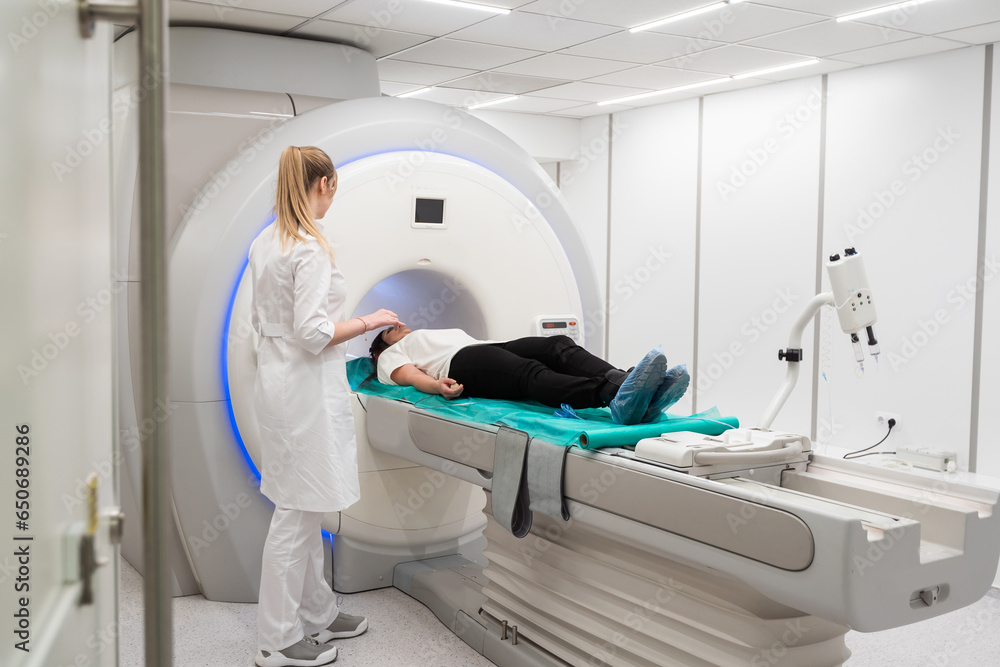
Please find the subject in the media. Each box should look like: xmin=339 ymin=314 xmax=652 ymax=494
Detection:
xmin=759 ymin=248 xmax=879 ymax=429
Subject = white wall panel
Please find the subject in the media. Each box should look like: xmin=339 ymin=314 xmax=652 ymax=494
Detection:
xmin=979 ymin=47 xmax=1000 ymax=478
xmin=607 ymin=100 xmax=700 ymax=415
xmin=560 ymin=115 xmax=613 ymax=354
xmin=699 ymin=78 xmax=823 ymax=435
xmin=824 ymin=47 xmax=985 ymax=468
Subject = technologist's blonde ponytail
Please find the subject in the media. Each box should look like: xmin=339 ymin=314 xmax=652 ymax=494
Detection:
xmin=275 ymin=145 xmax=336 ymax=259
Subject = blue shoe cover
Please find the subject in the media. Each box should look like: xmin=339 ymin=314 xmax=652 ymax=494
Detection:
xmin=554 ymin=404 xmax=582 ymax=419
xmin=642 ymin=364 xmax=691 ymax=423
xmin=609 ymin=347 xmax=667 ymax=425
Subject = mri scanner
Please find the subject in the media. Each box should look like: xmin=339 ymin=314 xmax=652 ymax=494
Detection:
xmin=114 ymin=28 xmax=1000 ymax=667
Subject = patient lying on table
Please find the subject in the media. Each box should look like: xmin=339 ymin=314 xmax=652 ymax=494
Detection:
xmin=368 ymin=324 xmax=689 ymax=425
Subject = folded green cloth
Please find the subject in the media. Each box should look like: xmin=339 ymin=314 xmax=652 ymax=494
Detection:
xmin=347 ymin=358 xmax=739 ymax=450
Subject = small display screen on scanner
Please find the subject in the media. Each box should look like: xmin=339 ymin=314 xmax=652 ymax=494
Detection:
xmin=415 ymin=198 xmax=445 ymax=224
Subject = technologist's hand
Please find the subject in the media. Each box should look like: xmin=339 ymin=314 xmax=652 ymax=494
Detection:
xmin=438 ymin=378 xmax=463 ymax=399
xmin=364 ymin=309 xmax=400 ymax=329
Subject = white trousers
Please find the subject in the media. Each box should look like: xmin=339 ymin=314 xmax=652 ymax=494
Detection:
xmin=258 ymin=508 xmax=339 ymax=652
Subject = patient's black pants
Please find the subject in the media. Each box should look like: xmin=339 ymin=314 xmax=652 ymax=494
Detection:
xmin=448 ymin=335 xmax=622 ymax=409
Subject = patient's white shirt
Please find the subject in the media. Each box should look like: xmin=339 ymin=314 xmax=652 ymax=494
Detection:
xmin=377 ymin=329 xmax=495 ymax=385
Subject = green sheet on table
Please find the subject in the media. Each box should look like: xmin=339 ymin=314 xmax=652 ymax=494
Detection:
xmin=347 ymin=358 xmax=739 ymax=449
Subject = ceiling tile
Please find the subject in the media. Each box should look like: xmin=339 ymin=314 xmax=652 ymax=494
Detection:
xmin=408 ymin=87 xmax=512 ymax=107
xmin=495 ymin=53 xmax=634 ymax=79
xmin=744 ymin=19 xmax=914 ymax=58
xmin=939 ymin=20 xmax=1000 ymax=45
xmin=530 ymin=81 xmax=650 ymax=103
xmin=390 ymin=38 xmax=541 ymax=69
xmin=659 ymin=44 xmax=812 ymax=76
xmin=561 ymin=30 xmax=724 ymax=65
xmin=648 ymin=2 xmax=826 ymax=43
xmin=586 ymin=65 xmax=718 ymax=89
xmin=439 ymin=72 xmax=568 ymax=94
xmin=448 ymin=11 xmax=618 ymax=51
xmin=518 ymin=0 xmax=714 ymax=30
xmin=852 ymin=0 xmax=1000 ymax=36
xmin=184 ymin=0 xmax=349 ymax=19
xmin=321 ymin=0 xmax=504 ymax=37
xmin=749 ymin=1 xmax=882 ymax=18
xmin=291 ymin=20 xmax=431 ymax=58
xmin=169 ymin=1 xmax=305 ymax=33
xmin=831 ymin=36 xmax=971 ymax=66
xmin=171 ymin=0 xmax=1000 ymax=119
xmin=377 ymin=59 xmax=477 ymax=85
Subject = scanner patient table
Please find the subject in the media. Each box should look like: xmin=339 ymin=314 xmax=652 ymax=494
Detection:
xmin=348 ymin=360 xmax=1000 ymax=667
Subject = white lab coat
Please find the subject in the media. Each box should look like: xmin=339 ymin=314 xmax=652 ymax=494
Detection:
xmin=248 ymin=223 xmax=360 ymax=512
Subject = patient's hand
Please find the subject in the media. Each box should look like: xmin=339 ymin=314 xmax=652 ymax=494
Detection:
xmin=438 ymin=378 xmax=464 ymax=399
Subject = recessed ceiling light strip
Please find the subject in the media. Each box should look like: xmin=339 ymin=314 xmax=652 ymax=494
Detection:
xmin=397 ymin=86 xmax=435 ymax=98
xmin=837 ymin=0 xmax=935 ymax=23
xmin=598 ymin=77 xmax=733 ymax=106
xmin=733 ymin=58 xmax=820 ymax=79
xmin=422 ymin=0 xmax=512 ymax=15
xmin=631 ymin=2 xmax=729 ymax=33
xmin=467 ymin=94 xmax=519 ymax=109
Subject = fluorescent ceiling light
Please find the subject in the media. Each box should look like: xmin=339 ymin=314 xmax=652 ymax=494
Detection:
xmin=631 ymin=2 xmax=727 ymax=33
xmin=837 ymin=0 xmax=934 ymax=23
xmin=422 ymin=0 xmax=511 ymax=14
xmin=467 ymin=95 xmax=519 ymax=110
xmin=733 ymin=58 xmax=820 ymax=79
xmin=598 ymin=77 xmax=732 ymax=106
xmin=397 ymin=86 xmax=434 ymax=98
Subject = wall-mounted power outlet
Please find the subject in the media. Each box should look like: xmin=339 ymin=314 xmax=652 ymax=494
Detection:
xmin=875 ymin=412 xmax=901 ymax=428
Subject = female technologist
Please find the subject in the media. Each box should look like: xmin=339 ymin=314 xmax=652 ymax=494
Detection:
xmin=249 ymin=146 xmax=398 ymax=667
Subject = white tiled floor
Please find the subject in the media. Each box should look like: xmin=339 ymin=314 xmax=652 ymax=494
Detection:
xmin=119 ymin=557 xmax=1000 ymax=666
xmin=117 ymin=558 xmax=491 ymax=667
xmin=845 ymin=587 xmax=1000 ymax=667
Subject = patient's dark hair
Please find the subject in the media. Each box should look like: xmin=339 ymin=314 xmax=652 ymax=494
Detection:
xmin=357 ymin=330 xmax=391 ymax=390
xmin=369 ymin=330 xmax=390 ymax=361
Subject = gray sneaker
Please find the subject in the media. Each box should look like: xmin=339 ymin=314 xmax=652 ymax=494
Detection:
xmin=255 ymin=636 xmax=337 ymax=667
xmin=311 ymin=612 xmax=369 ymax=643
